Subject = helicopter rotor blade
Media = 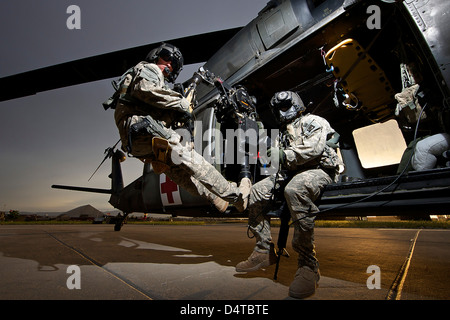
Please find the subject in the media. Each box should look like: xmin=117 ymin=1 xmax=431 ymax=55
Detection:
xmin=0 ymin=27 xmax=242 ymax=102
xmin=88 ymin=140 xmax=121 ymax=181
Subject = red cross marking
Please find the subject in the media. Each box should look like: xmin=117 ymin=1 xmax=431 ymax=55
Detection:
xmin=161 ymin=175 xmax=178 ymax=203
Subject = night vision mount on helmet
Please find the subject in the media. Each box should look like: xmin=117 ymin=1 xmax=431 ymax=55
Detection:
xmin=146 ymin=43 xmax=184 ymax=83
xmin=270 ymin=91 xmax=306 ymax=125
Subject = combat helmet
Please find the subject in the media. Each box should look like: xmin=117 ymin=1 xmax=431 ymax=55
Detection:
xmin=146 ymin=43 xmax=184 ymax=83
xmin=270 ymin=91 xmax=306 ymax=125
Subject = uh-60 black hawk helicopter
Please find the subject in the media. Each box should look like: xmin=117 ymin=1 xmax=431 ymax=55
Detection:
xmin=1 ymin=0 xmax=449 ymax=233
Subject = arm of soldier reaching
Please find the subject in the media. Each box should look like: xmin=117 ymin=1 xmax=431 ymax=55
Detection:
xmin=269 ymin=115 xmax=332 ymax=170
xmin=130 ymin=62 xmax=190 ymax=114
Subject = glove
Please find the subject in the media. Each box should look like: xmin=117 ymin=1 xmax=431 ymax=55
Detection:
xmin=267 ymin=147 xmax=286 ymax=166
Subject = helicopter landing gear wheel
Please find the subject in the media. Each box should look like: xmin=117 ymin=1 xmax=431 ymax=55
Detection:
xmin=114 ymin=212 xmax=129 ymax=231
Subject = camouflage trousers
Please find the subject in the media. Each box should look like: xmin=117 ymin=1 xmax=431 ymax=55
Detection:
xmin=247 ymin=168 xmax=332 ymax=270
xmin=136 ymin=121 xmax=241 ymax=204
xmin=165 ymin=139 xmax=241 ymax=203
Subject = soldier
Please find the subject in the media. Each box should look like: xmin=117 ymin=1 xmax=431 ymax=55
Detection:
xmin=235 ymin=91 xmax=343 ymax=299
xmin=108 ymin=43 xmax=250 ymax=212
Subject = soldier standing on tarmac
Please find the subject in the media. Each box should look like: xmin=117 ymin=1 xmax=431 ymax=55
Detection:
xmin=105 ymin=43 xmax=250 ymax=212
xmin=235 ymin=91 xmax=343 ymax=299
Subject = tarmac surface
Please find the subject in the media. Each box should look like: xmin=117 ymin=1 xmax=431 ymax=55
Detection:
xmin=0 ymin=223 xmax=449 ymax=303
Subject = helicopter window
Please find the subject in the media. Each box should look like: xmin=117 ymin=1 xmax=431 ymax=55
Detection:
xmin=353 ymin=119 xmax=407 ymax=169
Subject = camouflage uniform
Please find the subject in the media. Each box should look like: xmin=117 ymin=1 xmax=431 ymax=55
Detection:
xmin=114 ymin=61 xmax=243 ymax=205
xmin=246 ymin=113 xmax=342 ymax=271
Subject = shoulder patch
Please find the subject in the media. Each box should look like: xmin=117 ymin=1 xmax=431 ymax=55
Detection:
xmin=302 ymin=118 xmax=322 ymax=137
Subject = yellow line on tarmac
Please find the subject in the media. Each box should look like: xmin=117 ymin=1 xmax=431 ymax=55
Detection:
xmin=386 ymin=229 xmax=422 ymax=300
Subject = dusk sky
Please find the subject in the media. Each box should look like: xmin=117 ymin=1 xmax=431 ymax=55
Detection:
xmin=0 ymin=0 xmax=265 ymax=212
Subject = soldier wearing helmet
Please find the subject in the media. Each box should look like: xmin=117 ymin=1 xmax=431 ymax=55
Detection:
xmin=145 ymin=43 xmax=184 ymax=84
xmin=109 ymin=43 xmax=251 ymax=213
xmin=236 ymin=91 xmax=343 ymax=299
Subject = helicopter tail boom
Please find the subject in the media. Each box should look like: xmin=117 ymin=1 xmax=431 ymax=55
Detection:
xmin=52 ymin=147 xmax=125 ymax=200
xmin=51 ymin=185 xmax=112 ymax=194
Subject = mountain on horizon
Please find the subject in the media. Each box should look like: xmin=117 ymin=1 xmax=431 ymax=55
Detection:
xmin=62 ymin=204 xmax=104 ymax=218
xmin=19 ymin=205 xmax=121 ymax=217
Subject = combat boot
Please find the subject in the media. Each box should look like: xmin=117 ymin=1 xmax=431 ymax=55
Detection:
xmin=234 ymin=177 xmax=251 ymax=212
xmin=212 ymin=197 xmax=229 ymax=213
xmin=288 ymin=266 xmax=320 ymax=299
xmin=235 ymin=245 xmax=276 ymax=272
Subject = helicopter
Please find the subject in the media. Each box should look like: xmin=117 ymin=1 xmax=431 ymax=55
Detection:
xmin=1 ymin=0 xmax=450 ymax=233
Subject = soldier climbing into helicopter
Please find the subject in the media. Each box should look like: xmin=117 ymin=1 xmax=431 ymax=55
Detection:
xmin=104 ymin=43 xmax=251 ymax=213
